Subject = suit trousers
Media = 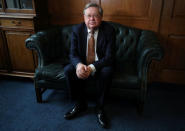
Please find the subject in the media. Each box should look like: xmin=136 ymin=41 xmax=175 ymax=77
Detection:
xmin=64 ymin=64 xmax=113 ymax=109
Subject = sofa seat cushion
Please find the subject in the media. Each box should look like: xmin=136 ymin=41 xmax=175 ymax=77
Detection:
xmin=112 ymin=71 xmax=139 ymax=89
xmin=36 ymin=79 xmax=67 ymax=90
xmin=35 ymin=63 xmax=66 ymax=82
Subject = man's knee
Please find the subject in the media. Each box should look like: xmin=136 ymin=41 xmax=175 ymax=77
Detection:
xmin=64 ymin=64 xmax=76 ymax=77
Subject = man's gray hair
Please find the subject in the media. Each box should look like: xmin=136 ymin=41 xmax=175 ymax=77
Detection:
xmin=83 ymin=3 xmax=103 ymax=17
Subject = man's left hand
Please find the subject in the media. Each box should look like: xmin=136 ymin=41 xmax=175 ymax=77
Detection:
xmin=76 ymin=63 xmax=92 ymax=79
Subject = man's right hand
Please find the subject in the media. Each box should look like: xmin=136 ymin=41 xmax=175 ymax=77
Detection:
xmin=76 ymin=63 xmax=91 ymax=79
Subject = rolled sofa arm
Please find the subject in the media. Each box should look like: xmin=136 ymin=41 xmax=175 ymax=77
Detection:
xmin=137 ymin=30 xmax=164 ymax=82
xmin=25 ymin=27 xmax=61 ymax=68
xmin=136 ymin=30 xmax=164 ymax=104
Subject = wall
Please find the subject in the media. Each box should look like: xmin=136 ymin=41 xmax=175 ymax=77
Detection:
xmin=48 ymin=0 xmax=185 ymax=84
xmin=48 ymin=0 xmax=162 ymax=31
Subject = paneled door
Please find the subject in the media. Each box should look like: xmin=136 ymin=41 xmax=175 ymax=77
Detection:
xmin=158 ymin=0 xmax=185 ymax=84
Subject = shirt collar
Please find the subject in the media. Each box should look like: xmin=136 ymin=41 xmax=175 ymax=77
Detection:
xmin=87 ymin=28 xmax=99 ymax=34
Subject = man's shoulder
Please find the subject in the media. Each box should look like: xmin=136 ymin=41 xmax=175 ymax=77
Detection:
xmin=72 ymin=22 xmax=86 ymax=32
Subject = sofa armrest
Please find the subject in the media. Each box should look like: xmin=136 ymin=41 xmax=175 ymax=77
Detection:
xmin=137 ymin=30 xmax=164 ymax=82
xmin=25 ymin=28 xmax=61 ymax=68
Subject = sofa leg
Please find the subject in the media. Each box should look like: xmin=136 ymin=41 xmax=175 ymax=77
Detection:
xmin=136 ymin=95 xmax=145 ymax=115
xmin=137 ymin=102 xmax=144 ymax=115
xmin=35 ymin=88 xmax=42 ymax=103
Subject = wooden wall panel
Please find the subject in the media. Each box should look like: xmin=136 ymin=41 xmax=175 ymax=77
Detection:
xmin=173 ymin=0 xmax=185 ymax=17
xmin=166 ymin=36 xmax=185 ymax=69
xmin=101 ymin=0 xmax=150 ymax=17
xmin=102 ymin=0 xmax=163 ymax=31
xmin=101 ymin=0 xmax=162 ymax=32
xmin=48 ymin=0 xmax=162 ymax=32
xmin=48 ymin=0 xmax=100 ymax=25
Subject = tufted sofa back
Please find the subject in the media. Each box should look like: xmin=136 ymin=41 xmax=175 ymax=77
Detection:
xmin=35 ymin=25 xmax=73 ymax=65
xmin=109 ymin=22 xmax=141 ymax=72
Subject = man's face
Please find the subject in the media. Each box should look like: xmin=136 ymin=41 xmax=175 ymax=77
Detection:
xmin=84 ymin=7 xmax=102 ymax=30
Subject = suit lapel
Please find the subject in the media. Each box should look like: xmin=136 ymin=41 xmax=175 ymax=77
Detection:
xmin=82 ymin=24 xmax=88 ymax=59
xmin=97 ymin=27 xmax=104 ymax=56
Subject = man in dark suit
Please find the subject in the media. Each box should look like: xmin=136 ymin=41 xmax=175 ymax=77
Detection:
xmin=64 ymin=3 xmax=115 ymax=128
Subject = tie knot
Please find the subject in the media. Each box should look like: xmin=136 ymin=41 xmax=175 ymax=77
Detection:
xmin=90 ymin=30 xmax=94 ymax=35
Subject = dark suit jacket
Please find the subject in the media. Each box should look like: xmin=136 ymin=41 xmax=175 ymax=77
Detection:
xmin=70 ymin=21 xmax=115 ymax=71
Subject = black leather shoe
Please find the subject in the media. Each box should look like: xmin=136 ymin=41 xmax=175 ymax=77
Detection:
xmin=64 ymin=104 xmax=87 ymax=120
xmin=97 ymin=109 xmax=109 ymax=128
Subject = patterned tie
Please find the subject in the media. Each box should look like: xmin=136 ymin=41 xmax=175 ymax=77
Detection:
xmin=87 ymin=30 xmax=95 ymax=65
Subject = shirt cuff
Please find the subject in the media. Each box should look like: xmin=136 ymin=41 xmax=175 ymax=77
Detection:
xmin=89 ymin=64 xmax=96 ymax=76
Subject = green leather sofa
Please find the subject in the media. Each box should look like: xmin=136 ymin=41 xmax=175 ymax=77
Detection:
xmin=25 ymin=22 xmax=163 ymax=111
